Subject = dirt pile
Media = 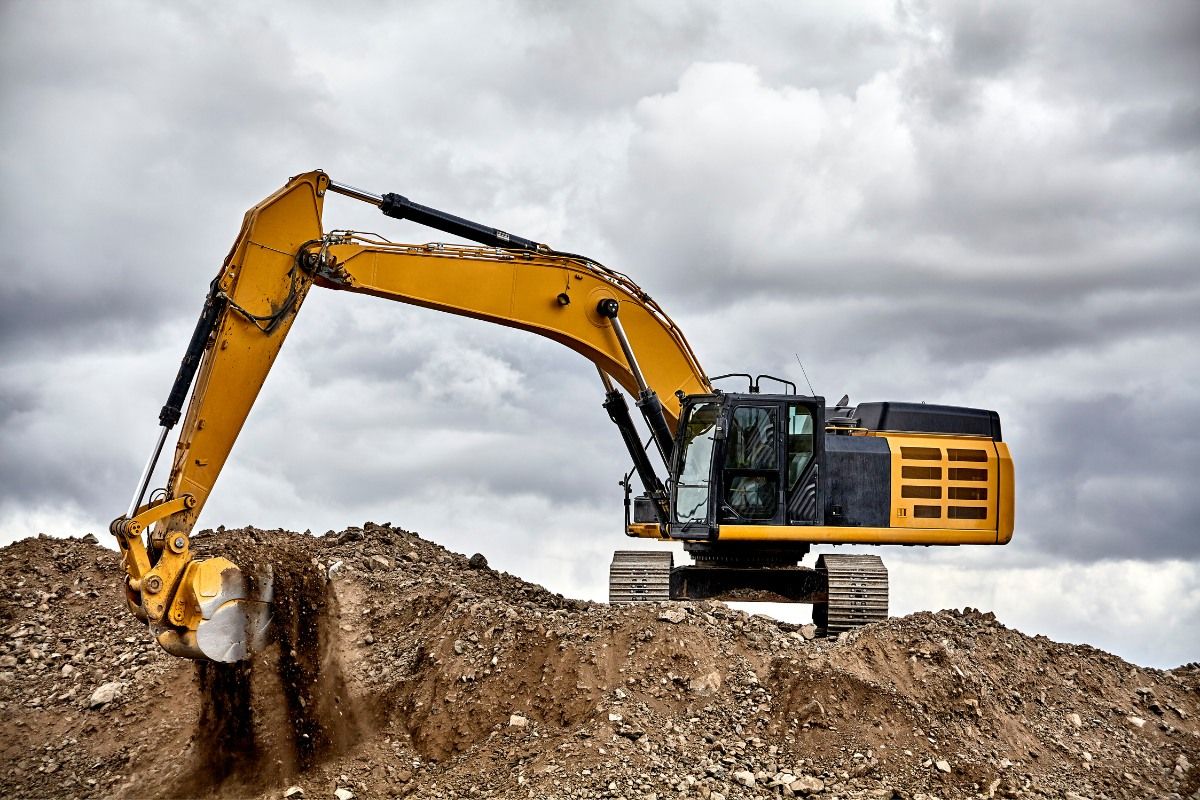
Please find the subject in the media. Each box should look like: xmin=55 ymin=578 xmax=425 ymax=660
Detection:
xmin=0 ymin=525 xmax=1197 ymax=800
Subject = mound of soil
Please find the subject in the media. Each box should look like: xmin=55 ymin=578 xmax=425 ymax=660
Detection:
xmin=0 ymin=525 xmax=1196 ymax=800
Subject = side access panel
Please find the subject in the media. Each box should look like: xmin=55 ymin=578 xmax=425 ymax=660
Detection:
xmin=824 ymin=435 xmax=891 ymax=527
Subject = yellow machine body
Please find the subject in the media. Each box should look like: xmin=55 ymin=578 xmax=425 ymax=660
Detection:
xmin=627 ymin=432 xmax=1014 ymax=545
xmin=111 ymin=170 xmax=1015 ymax=661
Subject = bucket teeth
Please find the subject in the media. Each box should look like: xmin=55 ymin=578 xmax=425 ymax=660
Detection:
xmin=608 ymin=550 xmax=673 ymax=604
xmin=814 ymin=554 xmax=889 ymax=636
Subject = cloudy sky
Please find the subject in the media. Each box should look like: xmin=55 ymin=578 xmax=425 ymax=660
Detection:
xmin=2 ymin=1 xmax=1197 ymax=667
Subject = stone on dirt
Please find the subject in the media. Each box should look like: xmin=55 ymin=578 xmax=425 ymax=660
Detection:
xmin=88 ymin=681 xmax=123 ymax=708
xmin=789 ymin=775 xmax=824 ymax=794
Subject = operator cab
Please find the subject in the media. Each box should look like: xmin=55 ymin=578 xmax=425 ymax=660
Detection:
xmin=669 ymin=388 xmax=823 ymax=540
xmin=630 ymin=382 xmax=1005 ymax=546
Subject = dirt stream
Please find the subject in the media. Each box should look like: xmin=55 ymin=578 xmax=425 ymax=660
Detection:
xmin=0 ymin=524 xmax=1196 ymax=800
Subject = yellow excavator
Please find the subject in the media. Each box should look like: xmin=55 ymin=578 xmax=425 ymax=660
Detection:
xmin=110 ymin=170 xmax=1015 ymax=662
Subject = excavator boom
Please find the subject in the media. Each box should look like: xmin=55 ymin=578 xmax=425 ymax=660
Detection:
xmin=111 ymin=170 xmax=710 ymax=660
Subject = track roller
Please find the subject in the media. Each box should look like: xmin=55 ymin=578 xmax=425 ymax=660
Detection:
xmin=608 ymin=550 xmax=672 ymax=604
xmin=814 ymin=553 xmax=888 ymax=635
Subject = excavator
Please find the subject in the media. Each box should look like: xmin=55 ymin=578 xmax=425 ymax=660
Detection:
xmin=110 ymin=170 xmax=1015 ymax=662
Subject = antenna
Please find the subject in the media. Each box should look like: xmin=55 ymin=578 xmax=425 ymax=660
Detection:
xmin=793 ymin=353 xmax=816 ymax=396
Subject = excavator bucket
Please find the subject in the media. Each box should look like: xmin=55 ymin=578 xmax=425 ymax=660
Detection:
xmin=153 ymin=557 xmax=274 ymax=662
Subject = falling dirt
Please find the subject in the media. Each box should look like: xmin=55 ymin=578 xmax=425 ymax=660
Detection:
xmin=269 ymin=545 xmax=358 ymax=770
xmin=193 ymin=661 xmax=257 ymax=784
xmin=183 ymin=536 xmax=360 ymax=795
xmin=1 ymin=525 xmax=1197 ymax=799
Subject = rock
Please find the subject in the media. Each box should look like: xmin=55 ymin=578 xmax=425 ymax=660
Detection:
xmin=1067 ymin=712 xmax=1082 ymax=728
xmin=81 ymin=533 xmax=99 ymax=544
xmin=405 ymin=550 xmax=420 ymax=562
xmin=789 ymin=775 xmax=824 ymax=794
xmin=334 ymin=789 xmax=354 ymax=800
xmin=710 ymin=793 xmax=726 ymax=800
xmin=732 ymin=770 xmax=755 ymax=787
xmin=468 ymin=553 xmax=488 ymax=569
xmin=688 ymin=669 xmax=722 ymax=694
xmin=88 ymin=681 xmax=123 ymax=708
xmin=336 ymin=529 xmax=363 ymax=544
xmin=368 ymin=555 xmax=391 ymax=571
xmin=935 ymin=759 xmax=951 ymax=773
xmin=1064 ymin=792 xmax=1091 ymax=800
xmin=658 ymin=608 xmax=687 ymax=624
xmin=61 ymin=663 xmax=76 ymax=678
xmin=796 ymin=699 xmax=825 ymax=723
xmin=1126 ymin=716 xmax=1146 ymax=729
xmin=0 ymin=655 xmax=16 ymax=668
xmin=799 ymin=623 xmax=817 ymax=640
xmin=509 ymin=714 xmax=528 ymax=728
xmin=282 ymin=787 xmax=304 ymax=799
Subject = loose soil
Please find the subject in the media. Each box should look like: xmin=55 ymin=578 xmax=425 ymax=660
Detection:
xmin=0 ymin=524 xmax=1196 ymax=800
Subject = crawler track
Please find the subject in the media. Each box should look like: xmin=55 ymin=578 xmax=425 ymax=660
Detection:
xmin=814 ymin=553 xmax=889 ymax=635
xmin=608 ymin=550 xmax=672 ymax=603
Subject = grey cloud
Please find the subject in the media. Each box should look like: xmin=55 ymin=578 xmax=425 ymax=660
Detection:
xmin=948 ymin=3 xmax=1033 ymax=77
xmin=1104 ymin=102 xmax=1200 ymax=156
xmin=1042 ymin=1 xmax=1200 ymax=103
xmin=0 ymin=0 xmax=338 ymax=353
xmin=1017 ymin=393 xmax=1200 ymax=560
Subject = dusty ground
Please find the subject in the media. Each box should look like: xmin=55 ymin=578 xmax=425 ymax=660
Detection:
xmin=0 ymin=524 xmax=1197 ymax=800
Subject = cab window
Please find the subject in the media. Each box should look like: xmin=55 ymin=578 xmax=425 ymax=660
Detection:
xmin=787 ymin=406 xmax=814 ymax=486
xmin=722 ymin=406 xmax=778 ymax=520
xmin=727 ymin=406 xmax=776 ymax=468
xmin=673 ymin=402 xmax=719 ymax=523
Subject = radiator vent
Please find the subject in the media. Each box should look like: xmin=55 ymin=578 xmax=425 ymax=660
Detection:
xmin=897 ymin=442 xmax=994 ymax=528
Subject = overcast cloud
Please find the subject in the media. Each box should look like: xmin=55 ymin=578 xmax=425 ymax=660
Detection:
xmin=1 ymin=0 xmax=1198 ymax=667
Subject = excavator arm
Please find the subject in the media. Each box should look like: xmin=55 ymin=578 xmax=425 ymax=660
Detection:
xmin=111 ymin=170 xmax=710 ymax=661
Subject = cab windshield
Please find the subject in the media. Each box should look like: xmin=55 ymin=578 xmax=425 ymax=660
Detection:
xmin=673 ymin=402 xmax=720 ymax=523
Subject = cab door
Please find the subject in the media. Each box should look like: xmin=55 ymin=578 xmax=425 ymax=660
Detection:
xmin=784 ymin=402 xmax=822 ymax=524
xmin=718 ymin=403 xmax=785 ymax=525
xmin=714 ymin=399 xmax=823 ymax=527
